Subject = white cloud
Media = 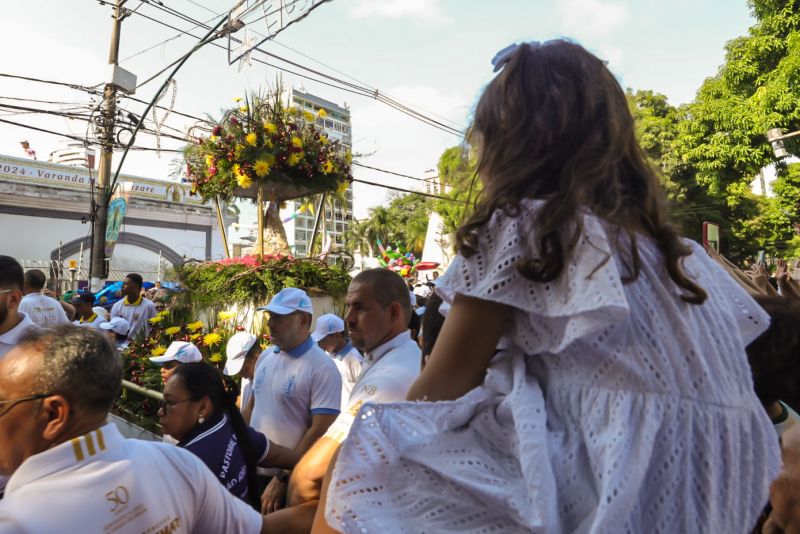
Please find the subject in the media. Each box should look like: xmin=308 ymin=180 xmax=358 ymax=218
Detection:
xmin=347 ymin=0 xmax=451 ymax=25
xmin=556 ymin=0 xmax=630 ymax=39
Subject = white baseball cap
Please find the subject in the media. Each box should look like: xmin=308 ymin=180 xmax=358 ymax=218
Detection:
xmin=311 ymin=314 xmax=345 ymax=342
xmin=93 ymin=306 xmax=110 ymax=322
xmin=256 ymin=287 xmax=314 ymax=316
xmin=99 ymin=317 xmax=130 ymax=336
xmin=149 ymin=341 xmax=203 ymax=364
xmin=224 ymin=332 xmax=258 ymax=376
xmin=413 ymin=285 xmax=432 ymax=298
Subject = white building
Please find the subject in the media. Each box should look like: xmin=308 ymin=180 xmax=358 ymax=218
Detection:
xmin=281 ymin=89 xmax=353 ymax=257
xmin=0 ymin=153 xmax=230 ymax=283
xmin=48 ymin=140 xmax=96 ymax=169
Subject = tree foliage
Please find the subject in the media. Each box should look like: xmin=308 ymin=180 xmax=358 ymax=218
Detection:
xmin=346 ymin=192 xmax=432 ymax=257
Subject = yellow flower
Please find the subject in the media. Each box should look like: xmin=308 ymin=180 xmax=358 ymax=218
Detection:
xmin=245 ymin=132 xmax=257 ymax=146
xmin=322 ymin=161 xmax=334 ymax=174
xmin=234 ymin=97 xmax=242 ymax=103
xmin=209 ymin=135 xmax=219 ymax=143
xmin=345 ymin=150 xmax=352 ymax=164
xmin=164 ymin=326 xmax=181 ymax=336
xmin=190 ymin=333 xmax=201 ymax=341
xmin=235 ymin=144 xmax=244 ymax=154
xmin=240 ymin=106 xmax=249 ymax=113
xmin=317 ymin=108 xmax=327 ymax=118
xmin=204 ymin=154 xmax=214 ymax=167
xmin=148 ymin=316 xmax=164 ymax=325
xmin=264 ymin=122 xmax=277 ymax=133
xmin=337 ymin=180 xmax=349 ymax=194
xmin=203 ymin=332 xmax=222 ymax=346
xmin=291 ymin=136 xmax=303 ymax=148
xmin=150 ymin=345 xmax=167 ymax=356
xmin=288 ymin=152 xmax=303 ymax=166
xmin=288 ymin=106 xmax=298 ymax=114
xmin=237 ymin=173 xmax=253 ymax=188
xmin=320 ymin=134 xmax=329 ymax=145
xmin=253 ymin=159 xmax=271 ymax=177
xmin=187 ymin=321 xmax=204 ymax=332
xmin=303 ymin=111 xmax=315 ymax=122
xmin=218 ymin=310 xmax=237 ymax=321
xmin=209 ymin=352 xmax=223 ymax=363
xmin=157 ymin=310 xmax=170 ymax=318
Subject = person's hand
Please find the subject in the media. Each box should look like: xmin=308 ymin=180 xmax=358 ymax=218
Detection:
xmin=261 ymin=476 xmax=287 ymax=515
xmin=763 ymin=425 xmax=800 ymax=534
xmin=776 ymin=259 xmax=788 ymax=280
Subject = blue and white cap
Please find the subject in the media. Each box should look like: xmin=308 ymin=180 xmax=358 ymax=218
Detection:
xmin=257 ymin=287 xmax=314 ymax=316
xmin=149 ymin=341 xmax=203 ymax=364
xmin=311 ymin=313 xmax=345 ymax=342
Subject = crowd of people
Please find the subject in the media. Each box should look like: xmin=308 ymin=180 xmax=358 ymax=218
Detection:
xmin=0 ymin=39 xmax=799 ymax=533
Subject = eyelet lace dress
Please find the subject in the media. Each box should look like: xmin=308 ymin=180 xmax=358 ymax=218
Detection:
xmin=326 ymin=199 xmax=780 ymax=534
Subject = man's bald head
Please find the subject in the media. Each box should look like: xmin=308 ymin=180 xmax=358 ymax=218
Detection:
xmin=351 ymin=269 xmax=412 ymax=323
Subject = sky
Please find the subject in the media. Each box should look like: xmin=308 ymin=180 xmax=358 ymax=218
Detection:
xmin=0 ymin=0 xmax=755 ymax=223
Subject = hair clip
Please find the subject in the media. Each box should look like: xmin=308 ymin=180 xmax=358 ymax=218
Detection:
xmin=491 ymin=41 xmax=541 ymax=73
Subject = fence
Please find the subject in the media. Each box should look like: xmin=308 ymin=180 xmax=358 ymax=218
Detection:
xmin=18 ymin=258 xmax=173 ymax=293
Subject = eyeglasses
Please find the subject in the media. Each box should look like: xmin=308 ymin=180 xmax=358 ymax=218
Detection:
xmin=158 ymin=398 xmax=193 ymax=413
xmin=0 ymin=289 xmax=15 ymax=295
xmin=0 ymin=393 xmax=51 ymax=418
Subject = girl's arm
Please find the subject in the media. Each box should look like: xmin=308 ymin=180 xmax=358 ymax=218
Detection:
xmin=259 ymin=440 xmax=303 ymax=470
xmin=406 ymin=293 xmax=510 ymax=402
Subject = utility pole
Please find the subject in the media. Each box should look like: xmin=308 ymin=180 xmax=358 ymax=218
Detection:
xmin=90 ymin=0 xmax=125 ymax=291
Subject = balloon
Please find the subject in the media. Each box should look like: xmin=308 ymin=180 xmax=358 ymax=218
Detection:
xmin=400 ymin=267 xmax=410 ymax=277
xmin=415 ymin=262 xmax=440 ymax=271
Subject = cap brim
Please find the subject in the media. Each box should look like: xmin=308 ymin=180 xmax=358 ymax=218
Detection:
xmin=99 ymin=323 xmax=114 ymax=330
xmin=311 ymin=330 xmax=326 ymax=342
xmin=257 ymin=303 xmax=295 ymax=315
xmin=223 ymin=356 xmax=246 ymax=376
xmin=149 ymin=355 xmax=175 ymax=364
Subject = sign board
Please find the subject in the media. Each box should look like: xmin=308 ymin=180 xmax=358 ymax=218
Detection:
xmin=703 ymin=221 xmax=720 ymax=253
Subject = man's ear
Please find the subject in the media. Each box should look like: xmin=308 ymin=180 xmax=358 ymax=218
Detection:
xmin=389 ymin=301 xmax=403 ymax=324
xmin=39 ymin=395 xmax=72 ymax=441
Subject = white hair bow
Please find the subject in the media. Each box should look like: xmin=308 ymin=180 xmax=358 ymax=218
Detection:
xmin=491 ymin=41 xmax=541 ymax=72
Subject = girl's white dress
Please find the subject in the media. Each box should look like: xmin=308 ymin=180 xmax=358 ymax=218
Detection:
xmin=327 ymin=200 xmax=779 ymax=533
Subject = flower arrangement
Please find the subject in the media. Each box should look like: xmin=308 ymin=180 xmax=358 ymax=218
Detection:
xmin=179 ymin=254 xmax=351 ymax=308
xmin=184 ymin=89 xmax=352 ymax=201
xmin=377 ymin=240 xmax=420 ymax=278
xmin=113 ymin=309 xmax=271 ymax=433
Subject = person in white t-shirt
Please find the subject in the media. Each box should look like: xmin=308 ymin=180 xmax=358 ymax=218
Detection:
xmin=244 ymin=288 xmax=341 ymax=516
xmin=110 ymin=273 xmax=156 ymax=340
xmin=0 ymin=324 xmax=266 ymax=533
xmin=261 ymin=269 xmax=421 ymax=532
xmin=311 ymin=313 xmax=363 ymax=409
xmin=0 ymin=256 xmax=37 ymax=360
xmin=70 ymin=292 xmax=105 ymax=330
xmin=224 ymin=332 xmax=265 ymax=411
xmin=18 ymin=269 xmax=69 ymax=326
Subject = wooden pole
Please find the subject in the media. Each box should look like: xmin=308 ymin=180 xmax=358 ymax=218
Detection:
xmin=307 ymin=192 xmax=326 ymax=257
xmin=214 ymin=199 xmax=231 ymax=259
xmin=257 ymin=185 xmax=265 ymax=258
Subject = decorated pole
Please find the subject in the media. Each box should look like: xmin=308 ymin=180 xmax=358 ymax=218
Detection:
xmin=214 ymin=199 xmax=231 ymax=259
xmin=257 ymin=185 xmax=265 ymax=258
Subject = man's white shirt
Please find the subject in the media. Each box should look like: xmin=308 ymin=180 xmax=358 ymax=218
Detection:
xmin=18 ymin=294 xmax=68 ymax=326
xmin=0 ymin=422 xmax=262 ymax=533
xmin=328 ymin=341 xmax=364 ymax=410
xmin=0 ymin=312 xmax=37 ymax=360
xmin=250 ymin=337 xmax=342 ymax=451
xmin=111 ymin=295 xmax=156 ymax=339
xmin=325 ymin=330 xmax=421 ymax=443
xmin=73 ymin=313 xmax=105 ymax=330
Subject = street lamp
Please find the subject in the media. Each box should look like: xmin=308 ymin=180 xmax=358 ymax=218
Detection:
xmin=766 ymin=128 xmax=800 ymax=158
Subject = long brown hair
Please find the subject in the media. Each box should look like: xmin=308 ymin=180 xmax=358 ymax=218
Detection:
xmin=458 ymin=40 xmax=706 ymax=304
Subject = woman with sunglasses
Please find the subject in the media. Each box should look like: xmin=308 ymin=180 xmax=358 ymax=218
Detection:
xmin=158 ymin=362 xmax=300 ymax=509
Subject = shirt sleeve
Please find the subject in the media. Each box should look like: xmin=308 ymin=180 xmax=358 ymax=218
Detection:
xmin=309 ymin=357 xmax=342 ymax=416
xmin=246 ymin=426 xmax=270 ymax=464
xmin=110 ymin=300 xmax=122 ymax=318
xmin=176 ymin=447 xmax=262 ymax=533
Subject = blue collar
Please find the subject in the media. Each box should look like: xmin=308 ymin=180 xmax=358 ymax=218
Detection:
xmin=335 ymin=341 xmax=354 ymax=360
xmin=274 ymin=336 xmax=315 ymax=358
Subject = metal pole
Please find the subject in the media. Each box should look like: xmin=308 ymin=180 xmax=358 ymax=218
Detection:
xmin=77 ymin=241 xmax=84 ymax=287
xmin=215 ymin=199 xmax=231 ymax=258
xmin=157 ymin=250 xmax=162 ymax=283
xmin=257 ymin=186 xmax=265 ymax=257
xmin=307 ymin=193 xmax=326 ymax=257
xmin=90 ymin=0 xmax=124 ymax=292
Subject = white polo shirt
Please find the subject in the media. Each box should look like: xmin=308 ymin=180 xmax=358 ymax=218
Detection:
xmin=73 ymin=313 xmax=105 ymax=330
xmin=250 ymin=337 xmax=342 ymax=450
xmin=111 ymin=295 xmax=157 ymax=339
xmin=0 ymin=422 xmax=262 ymax=533
xmin=18 ymin=294 xmax=69 ymax=326
xmin=0 ymin=312 xmax=37 ymax=360
xmin=329 ymin=341 xmax=364 ymax=410
xmin=325 ymin=330 xmax=421 ymax=443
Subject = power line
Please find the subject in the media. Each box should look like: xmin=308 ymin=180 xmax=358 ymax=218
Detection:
xmin=122 ymin=3 xmax=463 ymax=136
xmin=0 ymin=73 xmax=99 ymax=94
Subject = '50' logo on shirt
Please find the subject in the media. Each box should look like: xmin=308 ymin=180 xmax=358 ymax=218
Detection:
xmin=106 ymin=485 xmax=129 ymax=512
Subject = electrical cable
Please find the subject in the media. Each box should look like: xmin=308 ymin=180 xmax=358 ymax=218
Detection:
xmin=0 ymin=73 xmax=100 ymax=94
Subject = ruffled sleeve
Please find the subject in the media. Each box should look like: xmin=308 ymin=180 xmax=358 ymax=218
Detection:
xmin=436 ymin=199 xmax=629 ymax=354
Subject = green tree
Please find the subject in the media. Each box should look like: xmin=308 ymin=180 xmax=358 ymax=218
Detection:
xmin=346 ymin=193 xmax=432 ymax=257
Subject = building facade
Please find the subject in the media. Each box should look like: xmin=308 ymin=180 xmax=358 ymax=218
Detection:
xmin=48 ymin=140 xmax=96 ymax=169
xmin=0 ymin=154 xmax=229 ymax=283
xmin=281 ymin=88 xmax=353 ymax=257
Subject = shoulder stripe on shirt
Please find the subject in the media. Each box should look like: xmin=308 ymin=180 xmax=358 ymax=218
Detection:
xmin=310 ymin=408 xmax=340 ymax=415
xmin=70 ymin=429 xmax=108 ymax=461
xmin=184 ymin=414 xmax=227 ymax=448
